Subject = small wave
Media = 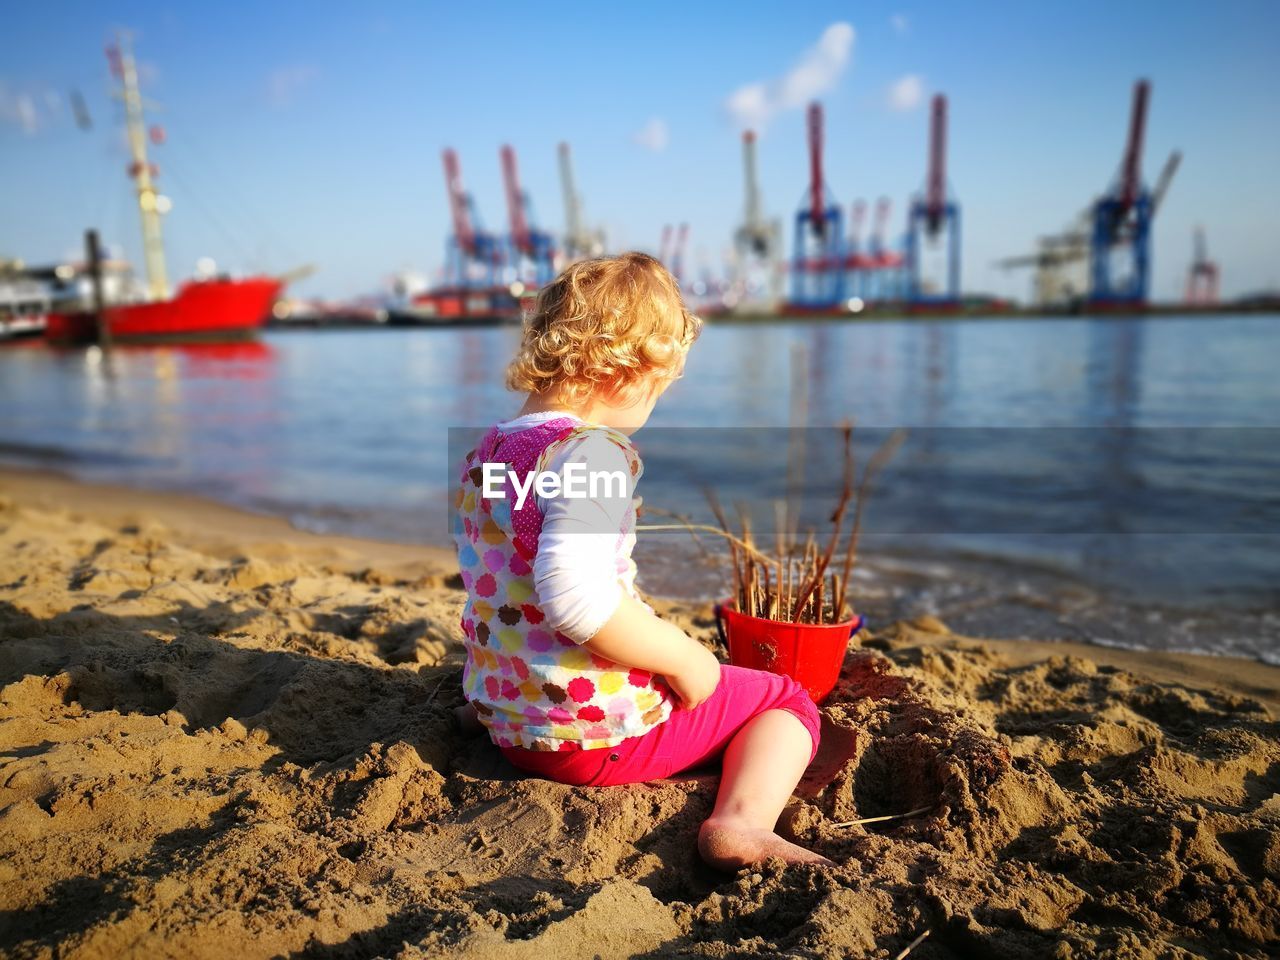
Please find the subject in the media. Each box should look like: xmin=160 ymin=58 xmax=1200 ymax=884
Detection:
xmin=0 ymin=440 xmax=169 ymax=469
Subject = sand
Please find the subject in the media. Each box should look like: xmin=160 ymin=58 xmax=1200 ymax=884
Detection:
xmin=1 ymin=467 xmax=1278 ymax=959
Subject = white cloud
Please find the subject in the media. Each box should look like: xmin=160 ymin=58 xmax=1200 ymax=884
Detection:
xmin=265 ymin=65 xmax=319 ymax=108
xmin=887 ymin=73 xmax=925 ymax=111
xmin=725 ymin=22 xmax=855 ymax=131
xmin=631 ymin=116 xmax=669 ymax=152
xmin=890 ymin=13 xmax=910 ymax=36
xmin=0 ymin=82 xmax=46 ymax=135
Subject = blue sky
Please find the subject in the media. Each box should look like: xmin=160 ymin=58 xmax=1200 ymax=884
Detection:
xmin=2 ymin=2 xmax=1278 ymax=301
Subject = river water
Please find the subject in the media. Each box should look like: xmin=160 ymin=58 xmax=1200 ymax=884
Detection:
xmin=2 ymin=314 xmax=1277 ymax=661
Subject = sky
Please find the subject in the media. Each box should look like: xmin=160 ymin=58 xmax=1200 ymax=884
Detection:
xmin=2 ymin=1 xmax=1278 ymax=302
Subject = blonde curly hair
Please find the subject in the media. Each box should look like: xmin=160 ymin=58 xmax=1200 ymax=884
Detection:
xmin=506 ymin=252 xmax=702 ymax=408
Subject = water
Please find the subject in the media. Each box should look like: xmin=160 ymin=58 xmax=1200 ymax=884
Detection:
xmin=2 ymin=314 xmax=1278 ymax=660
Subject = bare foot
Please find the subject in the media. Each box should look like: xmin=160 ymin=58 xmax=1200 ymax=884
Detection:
xmin=698 ymin=817 xmax=835 ymax=871
xmin=453 ymin=702 xmax=484 ymax=734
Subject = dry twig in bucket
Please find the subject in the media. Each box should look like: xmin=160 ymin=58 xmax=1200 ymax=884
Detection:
xmin=640 ymin=505 xmax=718 ymax=564
xmin=636 ymin=426 xmax=904 ymax=624
xmin=690 ymin=425 xmax=905 ymax=625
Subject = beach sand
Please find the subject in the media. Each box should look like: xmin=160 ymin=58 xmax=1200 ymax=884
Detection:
xmin=1 ymin=467 xmax=1278 ymax=958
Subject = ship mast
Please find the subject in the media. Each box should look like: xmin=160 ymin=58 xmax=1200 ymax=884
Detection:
xmin=110 ymin=32 xmax=168 ymax=300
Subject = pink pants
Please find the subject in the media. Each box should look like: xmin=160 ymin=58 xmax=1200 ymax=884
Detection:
xmin=498 ymin=664 xmax=822 ymax=787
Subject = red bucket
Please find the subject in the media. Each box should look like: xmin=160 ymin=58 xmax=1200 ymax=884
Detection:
xmin=714 ymin=600 xmax=865 ymax=704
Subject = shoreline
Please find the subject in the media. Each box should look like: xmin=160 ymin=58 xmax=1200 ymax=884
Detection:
xmin=0 ymin=463 xmax=455 ymax=574
xmin=2 ymin=468 xmax=1278 ymax=955
xmin=4 ymin=464 xmax=1278 ymax=706
xmin=12 ymin=304 xmax=1268 ymax=339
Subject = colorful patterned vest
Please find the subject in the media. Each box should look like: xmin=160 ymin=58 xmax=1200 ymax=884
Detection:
xmin=453 ymin=416 xmax=675 ymax=752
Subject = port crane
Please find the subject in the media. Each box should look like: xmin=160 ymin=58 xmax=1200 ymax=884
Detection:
xmin=441 ymin=149 xmax=502 ymax=288
xmin=558 ymin=143 xmax=604 ymax=262
xmin=671 ymin=223 xmax=689 ymax=287
xmin=789 ymin=101 xmax=846 ymax=308
xmin=1185 ymin=226 xmax=1220 ymax=304
xmin=998 ymin=142 xmax=1179 ymax=308
xmin=847 ymin=198 xmax=903 ymax=301
xmin=1087 ymin=80 xmax=1182 ymax=306
xmin=656 ymin=224 xmax=689 ymax=286
xmin=500 ymin=144 xmax=556 ymax=287
xmin=868 ymin=196 xmax=905 ymax=300
xmin=732 ymin=130 xmax=782 ymax=302
xmin=108 ymin=34 xmax=169 ymax=300
xmin=842 ymin=199 xmax=871 ymax=299
xmin=996 ymin=229 xmax=1091 ymax=307
xmin=905 ymin=94 xmax=961 ymax=304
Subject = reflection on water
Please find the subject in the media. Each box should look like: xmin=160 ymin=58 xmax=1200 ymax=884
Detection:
xmin=9 ymin=341 xmax=284 ymax=503
xmin=2 ymin=315 xmax=1278 ymax=656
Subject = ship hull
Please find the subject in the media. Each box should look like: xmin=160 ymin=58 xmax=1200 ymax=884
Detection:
xmin=385 ymin=286 xmax=531 ymax=327
xmin=44 ymin=277 xmax=283 ymax=344
xmin=0 ymin=316 xmax=48 ymax=341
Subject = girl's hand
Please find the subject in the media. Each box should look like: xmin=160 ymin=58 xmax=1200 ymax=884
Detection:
xmin=666 ymin=641 xmax=721 ymax=710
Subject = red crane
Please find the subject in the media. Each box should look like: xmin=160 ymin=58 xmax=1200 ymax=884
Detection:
xmin=906 ymin=91 xmax=961 ymax=301
xmin=850 ymin=199 xmax=867 ymax=245
xmin=500 ymin=144 xmax=530 ymax=255
xmin=808 ymin=102 xmax=826 ymax=238
xmin=924 ymin=95 xmax=948 ymax=236
xmin=847 ymin=199 xmax=870 ymax=267
xmin=441 ymin=147 xmax=503 ymax=286
xmin=499 ymin=144 xmax=556 ymax=284
xmin=1087 ymin=79 xmax=1161 ymax=303
xmin=442 ymin=148 xmax=475 ymax=257
xmin=1117 ymin=80 xmax=1149 ymax=216
xmin=872 ymin=197 xmax=903 ymax=267
xmin=1186 ymin=226 xmax=1220 ymax=304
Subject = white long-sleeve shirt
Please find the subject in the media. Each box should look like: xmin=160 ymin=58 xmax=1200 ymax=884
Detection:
xmin=493 ymin=411 xmax=642 ymax=643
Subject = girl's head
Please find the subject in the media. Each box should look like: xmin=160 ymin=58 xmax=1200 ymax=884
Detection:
xmin=506 ymin=252 xmax=701 ymax=432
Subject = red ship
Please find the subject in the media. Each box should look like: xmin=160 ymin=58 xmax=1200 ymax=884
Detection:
xmin=45 ymin=276 xmax=283 ymax=344
xmin=46 ymin=34 xmax=283 ymax=346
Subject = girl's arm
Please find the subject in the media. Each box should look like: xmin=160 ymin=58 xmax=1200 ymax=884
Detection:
xmin=532 ymin=435 xmax=634 ymax=642
xmin=582 ymin=592 xmax=721 ymax=709
xmin=532 ymin=432 xmax=720 ymax=708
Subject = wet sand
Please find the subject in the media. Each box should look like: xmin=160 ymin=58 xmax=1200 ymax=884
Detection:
xmin=1 ymin=467 xmax=1278 ymax=958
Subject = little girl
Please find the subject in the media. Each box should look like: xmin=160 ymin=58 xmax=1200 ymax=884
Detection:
xmin=452 ymin=252 xmax=832 ymax=870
